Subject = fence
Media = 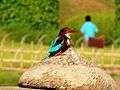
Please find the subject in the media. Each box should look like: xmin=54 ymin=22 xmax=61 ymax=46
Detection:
xmin=0 ymin=33 xmax=120 ymax=71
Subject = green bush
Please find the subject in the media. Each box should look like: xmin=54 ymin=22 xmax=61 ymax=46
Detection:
xmin=0 ymin=0 xmax=59 ymax=44
xmin=115 ymin=0 xmax=120 ymax=39
xmin=0 ymin=70 xmax=22 ymax=86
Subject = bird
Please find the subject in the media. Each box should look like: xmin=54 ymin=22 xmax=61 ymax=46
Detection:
xmin=48 ymin=27 xmax=76 ymax=57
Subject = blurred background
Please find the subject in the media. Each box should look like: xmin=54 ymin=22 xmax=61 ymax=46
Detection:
xmin=0 ymin=0 xmax=120 ymax=88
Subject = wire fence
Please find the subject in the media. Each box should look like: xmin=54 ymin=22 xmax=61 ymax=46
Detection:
xmin=0 ymin=33 xmax=120 ymax=71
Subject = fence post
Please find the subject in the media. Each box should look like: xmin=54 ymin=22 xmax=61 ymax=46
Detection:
xmin=0 ymin=47 xmax=3 ymax=67
xmin=80 ymin=43 xmax=84 ymax=52
xmin=30 ymin=41 xmax=35 ymax=65
xmin=11 ymin=40 xmax=15 ymax=48
xmin=91 ymin=48 xmax=96 ymax=63
xmin=31 ymin=41 xmax=34 ymax=50
xmin=0 ymin=37 xmax=5 ymax=67
xmin=19 ymin=34 xmax=30 ymax=69
xmin=20 ymin=52 xmax=24 ymax=69
xmin=37 ymin=34 xmax=47 ymax=47
xmin=111 ymin=45 xmax=115 ymax=66
xmin=93 ymin=48 xmax=98 ymax=64
xmin=92 ymin=48 xmax=95 ymax=54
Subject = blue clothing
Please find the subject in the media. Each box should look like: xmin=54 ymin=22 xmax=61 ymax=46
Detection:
xmin=80 ymin=22 xmax=98 ymax=40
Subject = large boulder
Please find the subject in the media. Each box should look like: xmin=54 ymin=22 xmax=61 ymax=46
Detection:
xmin=19 ymin=48 xmax=118 ymax=90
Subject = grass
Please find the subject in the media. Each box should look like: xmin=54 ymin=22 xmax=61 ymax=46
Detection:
xmin=110 ymin=73 xmax=120 ymax=79
xmin=60 ymin=0 xmax=117 ymax=46
xmin=60 ymin=0 xmax=115 ymax=23
xmin=0 ymin=42 xmax=120 ymax=68
xmin=0 ymin=70 xmax=23 ymax=86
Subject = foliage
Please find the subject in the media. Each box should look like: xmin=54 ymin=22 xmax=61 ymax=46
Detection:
xmin=0 ymin=70 xmax=22 ymax=86
xmin=0 ymin=0 xmax=59 ymax=44
xmin=115 ymin=0 xmax=120 ymax=39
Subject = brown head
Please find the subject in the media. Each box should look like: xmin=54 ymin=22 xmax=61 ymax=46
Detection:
xmin=58 ymin=27 xmax=76 ymax=37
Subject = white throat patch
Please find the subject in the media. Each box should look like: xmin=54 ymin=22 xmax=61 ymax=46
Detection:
xmin=65 ymin=33 xmax=71 ymax=39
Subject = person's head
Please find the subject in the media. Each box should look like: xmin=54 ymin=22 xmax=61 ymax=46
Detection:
xmin=58 ymin=27 xmax=76 ymax=38
xmin=85 ymin=15 xmax=91 ymax=21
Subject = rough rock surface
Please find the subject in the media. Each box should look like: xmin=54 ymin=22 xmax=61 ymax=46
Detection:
xmin=19 ymin=48 xmax=118 ymax=90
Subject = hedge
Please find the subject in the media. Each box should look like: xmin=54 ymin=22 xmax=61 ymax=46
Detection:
xmin=0 ymin=0 xmax=59 ymax=44
xmin=0 ymin=0 xmax=59 ymax=30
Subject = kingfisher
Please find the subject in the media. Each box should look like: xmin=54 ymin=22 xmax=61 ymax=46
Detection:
xmin=48 ymin=27 xmax=76 ymax=57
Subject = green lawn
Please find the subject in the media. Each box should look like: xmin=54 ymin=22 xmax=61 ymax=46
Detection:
xmin=0 ymin=70 xmax=22 ymax=86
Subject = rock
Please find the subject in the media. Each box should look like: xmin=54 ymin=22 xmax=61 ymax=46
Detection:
xmin=19 ymin=48 xmax=118 ymax=90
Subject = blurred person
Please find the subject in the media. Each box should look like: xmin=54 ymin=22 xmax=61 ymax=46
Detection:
xmin=80 ymin=15 xmax=98 ymax=46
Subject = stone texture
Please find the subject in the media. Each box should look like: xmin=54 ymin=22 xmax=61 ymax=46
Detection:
xmin=19 ymin=48 xmax=118 ymax=90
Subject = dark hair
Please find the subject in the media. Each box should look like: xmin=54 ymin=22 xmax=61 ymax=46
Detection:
xmin=85 ymin=15 xmax=91 ymax=21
